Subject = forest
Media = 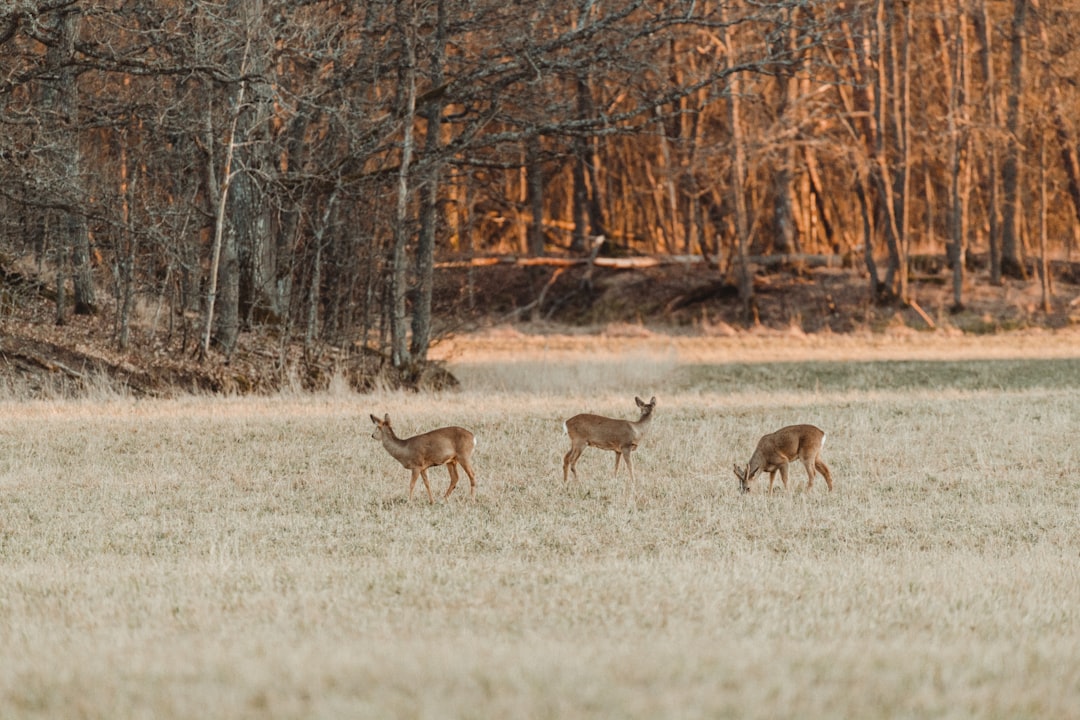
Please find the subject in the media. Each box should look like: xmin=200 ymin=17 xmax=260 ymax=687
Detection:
xmin=1 ymin=0 xmax=1078 ymax=389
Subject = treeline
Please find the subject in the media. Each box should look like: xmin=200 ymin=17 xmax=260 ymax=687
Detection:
xmin=1 ymin=1 xmax=1077 ymax=371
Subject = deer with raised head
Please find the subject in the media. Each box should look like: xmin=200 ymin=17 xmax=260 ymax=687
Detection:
xmin=562 ymin=396 xmax=656 ymax=485
xmin=370 ymin=414 xmax=477 ymax=502
xmin=734 ymin=424 xmax=833 ymax=493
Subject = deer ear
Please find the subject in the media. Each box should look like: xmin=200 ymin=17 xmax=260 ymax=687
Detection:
xmin=384 ymin=413 xmax=391 ymax=424
xmin=635 ymin=396 xmax=644 ymax=407
xmin=733 ymin=464 xmax=743 ymax=478
xmin=370 ymin=414 xmax=380 ymax=424
xmin=649 ymin=396 xmax=656 ymax=405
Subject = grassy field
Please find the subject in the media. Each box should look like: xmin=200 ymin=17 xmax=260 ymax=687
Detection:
xmin=1 ymin=330 xmax=1079 ymax=719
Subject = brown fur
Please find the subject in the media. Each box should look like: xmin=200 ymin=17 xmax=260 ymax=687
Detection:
xmin=370 ymin=414 xmax=477 ymax=502
xmin=734 ymin=424 xmax=833 ymax=493
xmin=562 ymin=396 xmax=656 ymax=486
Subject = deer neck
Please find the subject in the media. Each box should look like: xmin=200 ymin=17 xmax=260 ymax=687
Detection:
xmin=748 ymin=448 xmax=768 ymax=476
xmin=632 ymin=410 xmax=654 ymax=438
xmin=380 ymin=427 xmax=412 ymax=463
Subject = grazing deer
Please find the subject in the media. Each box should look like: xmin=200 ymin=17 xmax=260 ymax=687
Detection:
xmin=370 ymin=414 xmax=477 ymax=502
xmin=734 ymin=424 xmax=833 ymax=493
xmin=562 ymin=396 xmax=657 ymax=485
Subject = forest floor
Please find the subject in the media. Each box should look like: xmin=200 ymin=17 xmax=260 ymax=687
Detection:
xmin=2 ymin=256 xmax=1079 ymax=398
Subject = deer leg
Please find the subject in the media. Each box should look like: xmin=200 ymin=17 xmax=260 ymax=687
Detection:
xmin=803 ymin=457 xmax=816 ymax=489
xmin=564 ymin=444 xmax=583 ymax=483
xmin=767 ymin=470 xmax=776 ymax=493
xmin=613 ymin=451 xmax=622 ymax=479
xmin=419 ymin=468 xmax=435 ymax=503
xmin=459 ymin=456 xmax=478 ymax=498
xmin=408 ymin=469 xmax=420 ymax=501
xmin=444 ymin=461 xmax=461 ymax=499
xmin=816 ymin=458 xmax=833 ymax=491
xmin=779 ymin=463 xmax=790 ymax=491
xmin=623 ymin=449 xmax=635 ymax=489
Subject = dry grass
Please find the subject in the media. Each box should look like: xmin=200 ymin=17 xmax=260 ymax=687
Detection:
xmin=2 ymin=331 xmax=1080 ymax=718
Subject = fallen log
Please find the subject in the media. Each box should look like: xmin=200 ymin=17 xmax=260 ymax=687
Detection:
xmin=435 ymin=254 xmax=710 ymax=270
xmin=435 ymin=252 xmax=843 ymax=270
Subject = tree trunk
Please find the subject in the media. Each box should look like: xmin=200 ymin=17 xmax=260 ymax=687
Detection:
xmin=304 ymin=188 xmax=337 ymax=352
xmin=1001 ymin=0 xmax=1029 ymax=279
xmin=230 ymin=169 xmax=270 ymax=330
xmin=526 ymin=135 xmax=545 ymax=257
xmin=874 ymin=0 xmax=903 ymax=299
xmin=1031 ymin=0 xmax=1080 ymax=233
xmin=213 ymin=216 xmax=241 ymax=356
xmin=570 ymin=78 xmax=592 ymax=254
xmin=571 ymin=146 xmax=589 ymax=254
xmin=410 ymin=0 xmax=447 ymax=363
xmin=772 ymin=10 xmax=798 ymax=255
xmin=116 ymin=137 xmax=136 ymax=349
xmin=62 ymin=16 xmax=96 ymax=317
xmin=203 ymin=11 xmax=254 ymax=358
xmin=975 ymin=0 xmax=1003 ymax=284
xmin=723 ymin=8 xmax=755 ymax=325
xmin=834 ymin=13 xmax=883 ymax=297
xmin=44 ymin=9 xmax=96 ymax=321
xmin=804 ymin=148 xmax=835 ymax=252
xmin=946 ymin=2 xmax=968 ymax=311
xmin=390 ymin=1 xmax=418 ymax=370
xmin=893 ymin=1 xmax=913 ymax=304
xmin=1039 ymin=133 xmax=1051 ymax=313
xmin=202 ymin=0 xmax=281 ymax=357
xmin=856 ymin=177 xmax=881 ymax=294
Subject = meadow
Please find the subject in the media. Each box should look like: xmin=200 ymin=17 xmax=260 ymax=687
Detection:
xmin=1 ymin=329 xmax=1079 ymax=719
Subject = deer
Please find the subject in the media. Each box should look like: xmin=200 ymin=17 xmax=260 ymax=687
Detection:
xmin=562 ymin=396 xmax=656 ymax=486
xmin=369 ymin=414 xmax=477 ymax=502
xmin=734 ymin=424 xmax=833 ymax=494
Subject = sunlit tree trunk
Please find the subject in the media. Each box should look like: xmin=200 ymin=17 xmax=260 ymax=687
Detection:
xmin=892 ymin=0 xmax=913 ymax=304
xmin=1038 ymin=133 xmax=1051 ymax=313
xmin=1032 ymin=0 xmax=1080 ymax=239
xmin=771 ymin=8 xmax=799 ymax=255
xmin=975 ymin=0 xmax=1003 ymax=285
xmin=722 ymin=8 xmax=755 ymax=325
xmin=945 ymin=3 xmax=969 ymax=311
xmin=874 ymin=0 xmax=903 ymax=300
xmin=835 ymin=12 xmax=883 ymax=297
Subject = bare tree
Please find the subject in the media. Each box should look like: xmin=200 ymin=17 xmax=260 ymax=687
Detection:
xmin=1001 ymin=0 xmax=1030 ymax=279
xmin=721 ymin=4 xmax=755 ymax=325
xmin=974 ymin=0 xmax=1003 ymax=285
xmin=945 ymin=3 xmax=971 ymax=311
xmin=5 ymin=0 xmax=1080 ymax=391
xmin=36 ymin=6 xmax=97 ymax=322
xmin=410 ymin=0 xmax=448 ymax=363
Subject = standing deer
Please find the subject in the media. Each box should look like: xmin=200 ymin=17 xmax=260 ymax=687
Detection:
xmin=370 ymin=414 xmax=477 ymax=502
xmin=734 ymin=424 xmax=833 ymax=493
xmin=562 ymin=396 xmax=656 ymax=486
